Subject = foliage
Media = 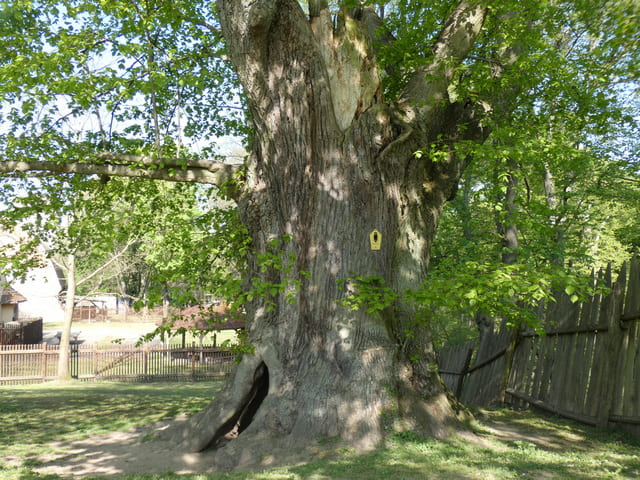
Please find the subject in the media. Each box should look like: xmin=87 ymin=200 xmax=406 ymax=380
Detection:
xmin=1 ymin=0 xmax=639 ymax=354
xmin=0 ymin=175 xmax=130 ymax=282
xmin=126 ymin=184 xmax=250 ymax=309
xmin=418 ymin=260 xmax=605 ymax=325
xmin=0 ymin=174 xmax=212 ymax=307
xmin=141 ymin=233 xmax=307 ymax=356
xmin=0 ymin=0 xmax=245 ymax=160
xmin=238 ymin=235 xmax=309 ymax=312
xmin=407 ymin=0 xmax=640 ymax=345
xmin=339 ymin=261 xmax=605 ymax=348
xmin=338 ymin=275 xmax=399 ymax=314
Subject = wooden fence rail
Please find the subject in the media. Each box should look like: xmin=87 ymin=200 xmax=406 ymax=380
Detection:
xmin=439 ymin=257 xmax=640 ymax=434
xmin=0 ymin=343 xmax=236 ymax=385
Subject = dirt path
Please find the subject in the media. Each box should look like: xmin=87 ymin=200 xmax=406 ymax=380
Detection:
xmin=36 ymin=416 xmax=223 ymax=478
xmin=33 ymin=410 xmax=592 ymax=478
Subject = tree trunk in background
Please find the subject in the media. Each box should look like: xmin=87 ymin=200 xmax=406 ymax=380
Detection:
xmin=500 ymin=159 xmax=519 ymax=265
xmin=57 ymin=253 xmax=76 ymax=381
xmin=496 ymin=159 xmax=520 ymax=404
xmin=169 ymin=1 xmax=489 ymax=470
xmin=543 ymin=163 xmax=568 ymax=265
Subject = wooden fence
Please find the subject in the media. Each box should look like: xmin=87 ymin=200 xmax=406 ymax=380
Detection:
xmin=438 ymin=343 xmax=474 ymax=398
xmin=0 ymin=343 xmax=236 ymax=385
xmin=439 ymin=257 xmax=640 ymax=433
xmin=0 ymin=318 xmax=43 ymax=345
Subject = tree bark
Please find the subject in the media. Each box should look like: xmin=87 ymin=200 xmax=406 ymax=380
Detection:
xmin=167 ymin=0 xmax=488 ymax=470
xmin=57 ymin=253 xmax=76 ymax=381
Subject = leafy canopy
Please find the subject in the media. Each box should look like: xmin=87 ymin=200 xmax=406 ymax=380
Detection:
xmin=0 ymin=0 xmax=639 ymax=345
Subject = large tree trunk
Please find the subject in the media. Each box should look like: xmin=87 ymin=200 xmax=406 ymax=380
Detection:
xmin=170 ymin=1 xmax=488 ymax=470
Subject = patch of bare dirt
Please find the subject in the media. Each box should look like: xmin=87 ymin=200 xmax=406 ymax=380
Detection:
xmin=35 ymin=415 xmax=223 ymax=478
xmin=32 ymin=409 xmax=594 ymax=478
xmin=459 ymin=409 xmax=593 ymax=453
xmin=35 ymin=417 xmax=338 ymax=478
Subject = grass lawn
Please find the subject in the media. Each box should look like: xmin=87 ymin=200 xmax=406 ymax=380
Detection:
xmin=1 ymin=381 xmax=639 ymax=479
xmin=0 ymin=381 xmax=221 ymax=471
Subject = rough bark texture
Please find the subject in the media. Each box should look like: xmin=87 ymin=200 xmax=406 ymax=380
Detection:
xmin=168 ymin=1 xmax=489 ymax=470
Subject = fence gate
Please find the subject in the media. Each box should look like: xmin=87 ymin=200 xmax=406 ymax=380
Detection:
xmin=70 ymin=342 xmax=79 ymax=379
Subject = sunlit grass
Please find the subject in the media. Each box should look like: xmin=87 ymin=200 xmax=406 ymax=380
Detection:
xmin=0 ymin=381 xmax=220 ymax=445
xmin=1 ymin=383 xmax=639 ymax=480
xmin=0 ymin=380 xmax=221 ymax=476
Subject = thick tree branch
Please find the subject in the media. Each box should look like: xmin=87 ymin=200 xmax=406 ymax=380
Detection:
xmin=357 ymin=7 xmax=400 ymax=82
xmin=95 ymin=153 xmax=237 ymax=172
xmin=308 ymin=0 xmax=328 ymax=18
xmin=357 ymin=7 xmax=395 ymax=52
xmin=398 ymin=1 xmax=487 ymax=127
xmin=0 ymin=157 xmax=241 ymax=188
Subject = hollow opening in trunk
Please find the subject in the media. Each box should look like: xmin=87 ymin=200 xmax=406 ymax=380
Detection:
xmin=205 ymin=362 xmax=270 ymax=450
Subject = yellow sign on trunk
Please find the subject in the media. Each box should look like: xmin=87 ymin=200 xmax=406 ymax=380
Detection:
xmin=369 ymin=230 xmax=382 ymax=250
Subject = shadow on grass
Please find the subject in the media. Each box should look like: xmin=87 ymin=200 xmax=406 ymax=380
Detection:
xmin=287 ymin=412 xmax=640 ymax=480
xmin=2 ymin=385 xmax=640 ymax=480
xmin=0 ymin=381 xmax=222 ymax=446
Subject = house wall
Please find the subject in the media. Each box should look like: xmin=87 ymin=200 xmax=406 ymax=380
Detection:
xmin=0 ymin=304 xmax=16 ymax=323
xmin=0 ymin=233 xmax=64 ymax=324
xmin=16 ymin=261 xmax=64 ymax=323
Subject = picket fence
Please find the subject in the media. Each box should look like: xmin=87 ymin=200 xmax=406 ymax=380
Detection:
xmin=439 ymin=257 xmax=640 ymax=433
xmin=0 ymin=343 xmax=236 ymax=385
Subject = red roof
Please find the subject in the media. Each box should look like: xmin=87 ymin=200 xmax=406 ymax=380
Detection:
xmin=159 ymin=302 xmax=246 ymax=331
xmin=0 ymin=286 xmax=26 ymax=304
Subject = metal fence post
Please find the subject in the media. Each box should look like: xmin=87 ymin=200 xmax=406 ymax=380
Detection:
xmin=70 ymin=342 xmax=79 ymax=379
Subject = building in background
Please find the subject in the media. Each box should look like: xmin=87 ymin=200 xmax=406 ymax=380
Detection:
xmin=0 ymin=232 xmax=65 ymax=324
xmin=0 ymin=284 xmax=26 ymax=323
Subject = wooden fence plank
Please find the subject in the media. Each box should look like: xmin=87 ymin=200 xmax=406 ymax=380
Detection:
xmin=559 ymin=331 xmax=580 ymax=414
xmin=530 ymin=334 xmax=547 ymax=401
xmin=619 ymin=258 xmax=640 ymax=417
xmin=507 ymin=335 xmax=531 ymax=404
xmin=517 ymin=335 xmax=539 ymax=400
xmin=548 ymin=334 xmax=569 ymax=409
xmin=621 ymin=320 xmax=639 ymax=418
xmin=575 ymin=280 xmax=603 ymax=416
xmin=633 ymin=325 xmax=640 ymax=418
xmin=438 ymin=343 xmax=474 ymax=398
xmin=461 ymin=327 xmax=510 ymax=406
xmin=547 ymin=293 xmax=580 ymax=411
xmin=596 ymin=264 xmax=626 ymax=425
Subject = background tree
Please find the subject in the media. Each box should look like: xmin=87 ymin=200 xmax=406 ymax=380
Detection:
xmin=0 ymin=175 xmax=219 ymax=378
xmin=0 ymin=176 xmax=134 ymax=378
xmin=0 ymin=0 xmax=639 ymax=470
xmin=74 ymin=181 xmax=242 ymax=315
